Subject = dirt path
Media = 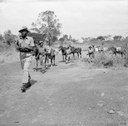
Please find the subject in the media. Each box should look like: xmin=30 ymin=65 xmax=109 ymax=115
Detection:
xmin=0 ymin=54 xmax=128 ymax=126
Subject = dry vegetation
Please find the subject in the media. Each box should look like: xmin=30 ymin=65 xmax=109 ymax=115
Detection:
xmin=0 ymin=42 xmax=19 ymax=65
xmin=90 ymin=39 xmax=128 ymax=68
xmin=93 ymin=52 xmax=125 ymax=68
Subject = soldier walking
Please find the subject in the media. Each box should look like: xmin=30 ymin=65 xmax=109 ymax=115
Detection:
xmin=15 ymin=26 xmax=35 ymax=92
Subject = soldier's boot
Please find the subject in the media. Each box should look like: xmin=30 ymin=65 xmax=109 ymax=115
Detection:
xmin=27 ymin=81 xmax=31 ymax=88
xmin=21 ymin=82 xmax=31 ymax=93
xmin=21 ymin=83 xmax=27 ymax=93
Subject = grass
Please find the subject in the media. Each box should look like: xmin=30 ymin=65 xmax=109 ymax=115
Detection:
xmin=93 ymin=52 xmax=125 ymax=68
xmin=0 ymin=42 xmax=19 ymax=65
xmin=81 ymin=38 xmax=128 ymax=68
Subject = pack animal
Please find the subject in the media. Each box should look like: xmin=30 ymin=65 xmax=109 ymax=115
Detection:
xmin=59 ymin=46 xmax=71 ymax=63
xmin=69 ymin=45 xmax=82 ymax=58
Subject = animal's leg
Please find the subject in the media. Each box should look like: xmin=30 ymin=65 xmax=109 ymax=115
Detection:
xmin=53 ymin=56 xmax=55 ymax=66
xmin=88 ymin=53 xmax=90 ymax=58
xmin=47 ymin=57 xmax=49 ymax=64
xmin=63 ymin=55 xmax=64 ymax=62
xmin=36 ymin=59 xmax=38 ymax=71
xmin=77 ymin=52 xmax=79 ymax=58
xmin=64 ymin=55 xmax=66 ymax=62
xmin=46 ymin=55 xmax=49 ymax=65
xmin=92 ymin=53 xmax=95 ymax=59
xmin=121 ymin=52 xmax=123 ymax=57
xmin=65 ymin=55 xmax=68 ymax=64
xmin=115 ymin=52 xmax=116 ymax=56
xmin=88 ymin=59 xmax=90 ymax=63
xmin=50 ymin=57 xmax=53 ymax=66
xmin=40 ymin=57 xmax=43 ymax=66
xmin=65 ymin=55 xmax=67 ymax=61
xmin=44 ymin=55 xmax=47 ymax=67
xmin=66 ymin=55 xmax=70 ymax=64
xmin=90 ymin=53 xmax=92 ymax=59
xmin=68 ymin=55 xmax=70 ymax=62
xmin=80 ymin=52 xmax=82 ymax=58
xmin=73 ymin=53 xmax=75 ymax=59
xmin=120 ymin=51 xmax=124 ymax=57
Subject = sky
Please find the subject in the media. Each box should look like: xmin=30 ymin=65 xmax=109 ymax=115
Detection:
xmin=0 ymin=0 xmax=128 ymax=40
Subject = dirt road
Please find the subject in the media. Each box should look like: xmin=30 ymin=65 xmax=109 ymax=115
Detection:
xmin=0 ymin=54 xmax=128 ymax=126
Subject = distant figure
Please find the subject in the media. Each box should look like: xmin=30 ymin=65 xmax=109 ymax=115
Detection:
xmin=15 ymin=26 xmax=35 ymax=92
xmin=87 ymin=45 xmax=95 ymax=58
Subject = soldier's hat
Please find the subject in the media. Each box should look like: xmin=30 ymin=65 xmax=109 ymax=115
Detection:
xmin=19 ymin=26 xmax=29 ymax=33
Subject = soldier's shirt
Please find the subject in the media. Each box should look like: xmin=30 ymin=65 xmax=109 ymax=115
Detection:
xmin=17 ymin=36 xmax=35 ymax=59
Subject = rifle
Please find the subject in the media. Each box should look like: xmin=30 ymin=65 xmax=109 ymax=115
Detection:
xmin=18 ymin=47 xmax=34 ymax=53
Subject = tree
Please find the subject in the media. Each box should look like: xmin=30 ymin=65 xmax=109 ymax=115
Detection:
xmin=113 ymin=35 xmax=122 ymax=40
xmin=59 ymin=37 xmax=64 ymax=45
xmin=69 ymin=35 xmax=72 ymax=41
xmin=3 ymin=30 xmax=16 ymax=46
xmin=28 ymin=32 xmax=46 ymax=44
xmin=81 ymin=37 xmax=92 ymax=43
xmin=97 ymin=36 xmax=105 ymax=41
xmin=72 ymin=38 xmax=78 ymax=43
xmin=81 ymin=37 xmax=87 ymax=43
xmin=52 ymin=36 xmax=58 ymax=42
xmin=63 ymin=34 xmax=68 ymax=41
xmin=0 ymin=34 xmax=4 ymax=41
xmin=59 ymin=37 xmax=64 ymax=41
xmin=31 ymin=10 xmax=62 ymax=46
xmin=126 ymin=36 xmax=128 ymax=40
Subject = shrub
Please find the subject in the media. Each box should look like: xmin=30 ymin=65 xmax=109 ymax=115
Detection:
xmin=93 ymin=52 xmax=125 ymax=68
xmin=123 ymin=42 xmax=128 ymax=67
xmin=103 ymin=60 xmax=113 ymax=68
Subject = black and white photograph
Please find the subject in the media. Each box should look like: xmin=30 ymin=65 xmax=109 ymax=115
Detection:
xmin=0 ymin=0 xmax=128 ymax=125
